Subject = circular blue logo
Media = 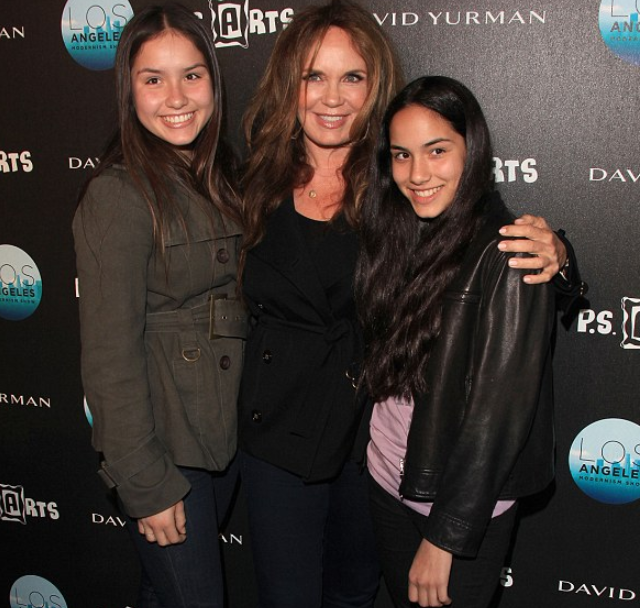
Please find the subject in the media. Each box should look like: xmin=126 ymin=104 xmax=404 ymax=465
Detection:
xmin=599 ymin=1 xmax=640 ymax=66
xmin=569 ymin=418 xmax=640 ymax=504
xmin=0 ymin=244 xmax=42 ymax=321
xmin=10 ymin=575 xmax=67 ymax=608
xmin=61 ymin=0 xmax=133 ymax=70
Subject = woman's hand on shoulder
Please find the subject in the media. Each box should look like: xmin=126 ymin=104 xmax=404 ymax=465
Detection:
xmin=408 ymin=538 xmax=453 ymax=607
xmin=137 ymin=500 xmax=187 ymax=546
xmin=497 ymin=214 xmax=567 ymax=284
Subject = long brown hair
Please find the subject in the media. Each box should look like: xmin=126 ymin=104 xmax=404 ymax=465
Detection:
xmin=241 ymin=0 xmax=402 ymax=255
xmin=92 ymin=3 xmax=241 ymax=252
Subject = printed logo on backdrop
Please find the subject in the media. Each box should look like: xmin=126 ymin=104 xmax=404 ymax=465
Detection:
xmin=599 ymin=1 xmax=640 ymax=66
xmin=0 ymin=484 xmax=60 ymax=524
xmin=69 ymin=156 xmax=100 ymax=170
xmin=1 ymin=26 xmax=25 ymax=40
xmin=577 ymin=297 xmax=640 ymax=349
xmin=92 ymin=512 xmax=127 ymax=528
xmin=374 ymin=9 xmax=547 ymax=27
xmin=10 ymin=575 xmax=67 ymax=608
xmin=493 ymin=157 xmax=538 ymax=184
xmin=219 ymin=531 xmax=243 ymax=544
xmin=1 ymin=151 xmax=33 ymax=173
xmin=499 ymin=567 xmax=514 ymax=588
xmin=203 ymin=0 xmax=293 ymax=49
xmin=558 ymin=580 xmax=637 ymax=601
xmin=84 ymin=396 xmax=94 ymax=426
xmin=61 ymin=0 xmax=133 ymax=70
xmin=569 ymin=418 xmax=640 ymax=504
xmin=589 ymin=166 xmax=640 ymax=183
xmin=0 ymin=245 xmax=42 ymax=321
xmin=1 ymin=392 xmax=51 ymax=408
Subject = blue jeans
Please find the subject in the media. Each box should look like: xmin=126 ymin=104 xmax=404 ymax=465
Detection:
xmin=241 ymin=451 xmax=381 ymax=608
xmin=125 ymin=461 xmax=239 ymax=608
xmin=369 ymin=477 xmax=517 ymax=608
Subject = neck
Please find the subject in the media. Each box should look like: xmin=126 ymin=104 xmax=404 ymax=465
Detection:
xmin=303 ymin=138 xmax=350 ymax=174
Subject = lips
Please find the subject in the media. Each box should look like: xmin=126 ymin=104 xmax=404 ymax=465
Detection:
xmin=410 ymin=185 xmax=444 ymax=198
xmin=315 ymin=113 xmax=348 ymax=129
xmin=161 ymin=112 xmax=194 ymax=126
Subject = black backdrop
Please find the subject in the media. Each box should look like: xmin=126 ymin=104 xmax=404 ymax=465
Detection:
xmin=2 ymin=1 xmax=640 ymax=607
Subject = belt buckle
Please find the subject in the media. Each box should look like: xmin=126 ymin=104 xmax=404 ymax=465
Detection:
xmin=209 ymin=293 xmax=228 ymax=340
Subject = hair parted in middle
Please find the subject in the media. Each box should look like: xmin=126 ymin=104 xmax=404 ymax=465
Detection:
xmin=241 ymin=0 xmax=403 ymax=254
xmin=356 ymin=75 xmax=495 ymax=401
xmin=92 ymin=3 xmax=242 ymax=253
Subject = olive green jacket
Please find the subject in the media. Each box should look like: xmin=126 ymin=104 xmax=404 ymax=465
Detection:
xmin=73 ymin=165 xmax=244 ymax=518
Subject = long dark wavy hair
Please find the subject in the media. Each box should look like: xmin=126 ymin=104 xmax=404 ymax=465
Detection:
xmin=356 ymin=76 xmax=495 ymax=401
xmin=241 ymin=0 xmax=402 ymax=258
xmin=84 ymin=3 xmax=242 ymax=251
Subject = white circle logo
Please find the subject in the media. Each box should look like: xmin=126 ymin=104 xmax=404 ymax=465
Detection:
xmin=0 ymin=244 xmax=42 ymax=321
xmin=569 ymin=418 xmax=640 ymax=504
xmin=10 ymin=575 xmax=67 ymax=608
xmin=61 ymin=0 xmax=133 ymax=70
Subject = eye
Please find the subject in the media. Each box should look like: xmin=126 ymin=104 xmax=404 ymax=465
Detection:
xmin=344 ymin=72 xmax=365 ymax=83
xmin=303 ymin=71 xmax=322 ymax=82
xmin=392 ymin=151 xmax=409 ymax=161
xmin=430 ymin=147 xmax=446 ymax=156
xmin=145 ymin=76 xmax=160 ymax=85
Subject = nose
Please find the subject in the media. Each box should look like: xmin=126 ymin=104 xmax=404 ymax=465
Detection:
xmin=409 ymin=157 xmax=430 ymax=185
xmin=322 ymin=80 xmax=343 ymax=107
xmin=166 ymin=81 xmax=188 ymax=109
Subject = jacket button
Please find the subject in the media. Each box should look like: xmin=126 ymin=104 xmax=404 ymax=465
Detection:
xmin=219 ymin=355 xmax=231 ymax=370
xmin=252 ymin=410 xmax=262 ymax=423
xmin=262 ymin=350 xmax=272 ymax=363
xmin=216 ymin=248 xmax=230 ymax=263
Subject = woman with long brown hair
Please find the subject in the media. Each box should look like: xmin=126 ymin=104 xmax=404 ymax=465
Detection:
xmin=73 ymin=5 xmax=244 ymax=607
xmin=238 ymin=2 xmax=573 ymax=607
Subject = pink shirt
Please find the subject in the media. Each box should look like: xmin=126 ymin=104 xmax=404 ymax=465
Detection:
xmin=368 ymin=395 xmax=515 ymax=518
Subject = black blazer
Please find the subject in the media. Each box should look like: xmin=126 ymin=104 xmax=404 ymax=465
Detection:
xmin=238 ymin=199 xmax=364 ymax=481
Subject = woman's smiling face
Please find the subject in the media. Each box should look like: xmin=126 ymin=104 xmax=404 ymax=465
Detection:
xmin=297 ymin=26 xmax=369 ymax=154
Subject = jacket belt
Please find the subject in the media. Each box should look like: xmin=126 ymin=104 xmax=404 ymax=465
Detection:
xmin=256 ymin=314 xmax=353 ymax=345
xmin=145 ymin=296 xmax=248 ymax=339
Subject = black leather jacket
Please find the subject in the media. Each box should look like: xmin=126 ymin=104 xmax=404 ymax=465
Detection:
xmin=399 ymin=194 xmax=555 ymax=558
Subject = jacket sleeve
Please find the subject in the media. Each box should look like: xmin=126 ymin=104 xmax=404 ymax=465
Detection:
xmin=552 ymin=230 xmax=588 ymax=326
xmin=424 ymin=248 xmax=554 ymax=557
xmin=73 ymin=172 xmax=190 ymax=518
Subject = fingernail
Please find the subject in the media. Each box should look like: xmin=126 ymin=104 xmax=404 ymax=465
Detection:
xmin=508 ymin=258 xmax=518 ymax=267
xmin=498 ymin=242 xmax=507 ymax=250
xmin=499 ymin=227 xmax=507 ymax=234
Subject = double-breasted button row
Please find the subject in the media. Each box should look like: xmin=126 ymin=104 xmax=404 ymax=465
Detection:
xmin=262 ymin=350 xmax=272 ymax=363
xmin=219 ymin=355 xmax=231 ymax=370
xmin=216 ymin=248 xmax=229 ymax=263
xmin=252 ymin=410 xmax=262 ymax=423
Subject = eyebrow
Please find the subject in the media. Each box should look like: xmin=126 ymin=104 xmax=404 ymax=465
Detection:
xmin=135 ymin=63 xmax=208 ymax=75
xmin=302 ymin=68 xmax=367 ymax=75
xmin=390 ymin=137 xmax=451 ymax=150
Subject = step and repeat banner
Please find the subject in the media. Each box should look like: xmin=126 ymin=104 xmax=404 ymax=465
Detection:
xmin=1 ymin=1 xmax=639 ymax=607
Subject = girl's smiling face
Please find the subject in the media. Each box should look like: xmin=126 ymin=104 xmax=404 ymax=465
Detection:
xmin=390 ymin=105 xmax=467 ymax=219
xmin=131 ymin=30 xmax=214 ymax=148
